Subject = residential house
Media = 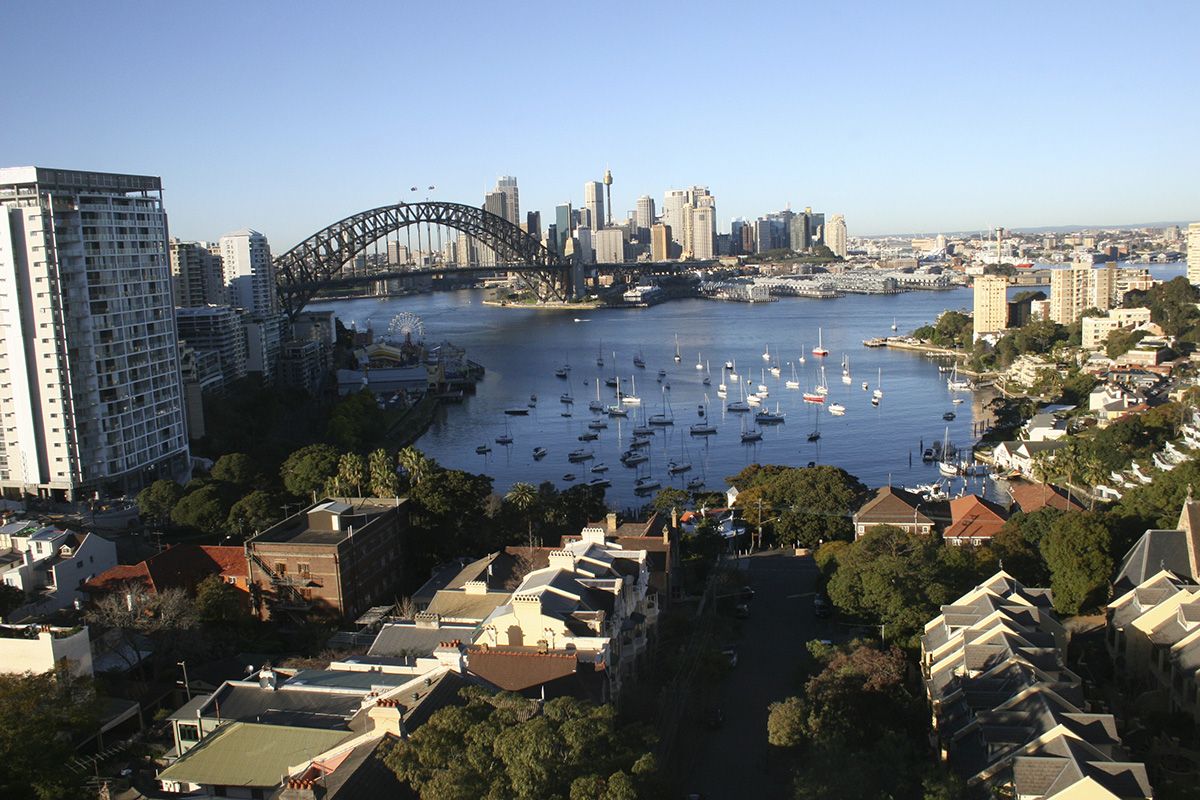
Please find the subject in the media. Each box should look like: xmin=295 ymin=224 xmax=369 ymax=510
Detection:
xmin=1009 ymin=483 xmax=1087 ymax=514
xmin=80 ymin=544 xmax=247 ymax=606
xmin=852 ymin=486 xmax=935 ymax=540
xmin=1112 ymin=500 xmax=1200 ymax=595
xmin=1090 ymin=383 xmax=1147 ymax=426
xmin=0 ymin=520 xmax=117 ymax=619
xmin=990 ymin=441 xmax=1067 ymax=478
xmin=562 ymin=512 xmax=682 ymax=604
xmin=460 ymin=643 xmax=607 ymax=703
xmin=1023 ymin=412 xmax=1069 ymax=442
xmin=0 ymin=623 xmax=93 ymax=677
xmin=923 ymin=571 xmax=1152 ymax=798
xmin=935 ymin=495 xmax=1009 ymax=547
xmin=246 ymin=498 xmax=409 ymax=621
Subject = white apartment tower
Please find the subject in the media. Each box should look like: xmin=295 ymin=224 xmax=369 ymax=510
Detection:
xmin=1188 ymin=222 xmax=1200 ymax=286
xmin=973 ymin=274 xmax=1009 ymax=336
xmin=690 ymin=205 xmax=715 ymax=260
xmin=585 ymin=181 xmax=605 ymax=232
xmin=220 ymin=228 xmax=275 ymax=316
xmin=826 ymin=215 xmax=848 ymax=258
xmin=0 ymin=167 xmax=189 ymax=501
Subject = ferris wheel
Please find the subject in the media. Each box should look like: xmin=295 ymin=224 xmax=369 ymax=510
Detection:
xmin=386 ymin=311 xmax=425 ymax=342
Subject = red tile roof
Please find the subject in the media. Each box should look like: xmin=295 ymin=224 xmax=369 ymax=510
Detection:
xmin=465 ymin=645 xmax=579 ymax=691
xmin=81 ymin=544 xmax=245 ymax=597
xmin=1009 ymin=483 xmax=1086 ymax=514
xmin=943 ymin=495 xmax=1009 ymax=541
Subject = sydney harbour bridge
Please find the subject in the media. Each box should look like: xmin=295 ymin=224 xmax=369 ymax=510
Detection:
xmin=272 ymin=201 xmax=709 ymax=321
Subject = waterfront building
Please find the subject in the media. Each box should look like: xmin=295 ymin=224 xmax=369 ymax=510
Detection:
xmin=972 ymin=274 xmax=1009 ymax=335
xmin=826 ymin=214 xmax=847 ymax=258
xmin=495 ymin=175 xmax=519 ymax=225
xmin=1188 ymin=222 xmax=1200 ymax=285
xmin=246 ymin=498 xmax=410 ymax=621
xmin=584 ymin=180 xmax=604 ymax=232
xmin=170 ymin=239 xmax=224 ymax=307
xmin=651 ymin=223 xmax=670 ymax=261
xmin=635 ymin=194 xmax=655 ymax=230
xmin=0 ymin=167 xmax=189 ymax=501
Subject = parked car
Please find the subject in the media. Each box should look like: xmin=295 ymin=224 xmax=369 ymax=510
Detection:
xmin=739 ymin=585 xmax=754 ymax=601
xmin=734 ymin=603 xmax=750 ymax=619
xmin=813 ymin=594 xmax=832 ymax=618
xmin=722 ymin=646 xmax=738 ymax=668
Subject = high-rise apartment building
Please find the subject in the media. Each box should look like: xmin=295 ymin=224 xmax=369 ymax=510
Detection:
xmin=691 ymin=206 xmax=715 ymax=260
xmin=1049 ymin=264 xmax=1153 ymax=325
xmin=495 ymin=176 xmax=519 ymax=225
xmin=826 ymin=215 xmax=848 ymax=258
xmin=636 ymin=195 xmax=655 ymax=231
xmin=807 ymin=208 xmax=825 ymax=246
xmin=1188 ymin=222 xmax=1200 ymax=285
xmin=220 ymin=229 xmax=276 ymax=316
xmin=973 ymin=275 xmax=1009 ymax=336
xmin=0 ymin=167 xmax=188 ymax=500
xmin=788 ymin=212 xmax=810 ymax=252
xmin=170 ymin=239 xmax=225 ymax=307
xmin=585 ymin=181 xmax=604 ymax=232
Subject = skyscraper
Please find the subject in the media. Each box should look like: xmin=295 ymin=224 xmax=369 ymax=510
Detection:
xmin=484 ymin=190 xmax=506 ymax=219
xmin=555 ymin=203 xmax=572 ymax=255
xmin=973 ymin=274 xmax=1009 ymax=336
xmin=585 ymin=181 xmax=604 ymax=232
xmin=0 ymin=167 xmax=188 ymax=500
xmin=219 ymin=228 xmax=280 ymax=384
xmin=651 ymin=224 xmax=671 ymax=262
xmin=1188 ymin=222 xmax=1200 ymax=285
xmin=526 ymin=211 xmax=541 ymax=240
xmin=170 ymin=239 xmax=225 ymax=307
xmin=691 ymin=205 xmax=715 ymax=260
xmin=495 ymin=176 xmax=519 ymax=225
xmin=826 ymin=215 xmax=848 ymax=258
xmin=661 ymin=190 xmax=687 ymax=251
xmin=635 ymin=195 xmax=655 ymax=230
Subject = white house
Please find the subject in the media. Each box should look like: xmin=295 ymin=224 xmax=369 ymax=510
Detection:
xmin=0 ymin=521 xmax=117 ymax=620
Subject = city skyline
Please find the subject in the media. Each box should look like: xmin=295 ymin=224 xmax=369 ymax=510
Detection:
xmin=4 ymin=1 xmax=1197 ymax=250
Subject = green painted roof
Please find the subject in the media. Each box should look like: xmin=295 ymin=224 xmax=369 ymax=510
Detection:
xmin=157 ymin=722 xmax=353 ymax=788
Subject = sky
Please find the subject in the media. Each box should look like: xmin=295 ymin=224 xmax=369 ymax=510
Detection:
xmin=4 ymin=1 xmax=1198 ymax=249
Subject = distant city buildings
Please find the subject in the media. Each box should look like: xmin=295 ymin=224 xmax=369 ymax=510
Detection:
xmin=826 ymin=214 xmax=847 ymax=258
xmin=495 ymin=175 xmax=519 ymax=225
xmin=584 ymin=180 xmax=604 ymax=232
xmin=0 ymin=167 xmax=189 ymax=501
xmin=1188 ymin=222 xmax=1200 ymax=284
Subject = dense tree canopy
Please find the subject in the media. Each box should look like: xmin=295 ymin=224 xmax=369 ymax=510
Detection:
xmin=727 ymin=464 xmax=865 ymax=547
xmin=136 ymin=479 xmax=185 ymax=526
xmin=281 ymin=443 xmax=341 ymax=499
xmin=384 ymin=691 xmax=658 ymax=800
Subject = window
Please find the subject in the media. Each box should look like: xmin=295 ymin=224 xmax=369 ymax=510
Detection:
xmin=297 ymin=562 xmax=310 ymax=577
xmin=178 ymin=723 xmax=199 ymax=742
xmin=273 ymin=562 xmax=286 ymax=576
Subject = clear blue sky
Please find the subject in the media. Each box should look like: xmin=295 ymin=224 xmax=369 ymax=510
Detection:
xmin=4 ymin=1 xmax=1197 ymax=248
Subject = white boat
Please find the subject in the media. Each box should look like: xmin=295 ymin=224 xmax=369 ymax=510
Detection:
xmin=873 ymin=368 xmax=883 ymax=399
xmin=952 ymin=398 xmax=964 ymax=404
xmin=813 ymin=328 xmax=829 ymax=357
xmin=829 ymin=402 xmax=846 ymax=416
xmin=756 ymin=403 xmax=786 ymax=424
xmin=591 ymin=462 xmax=608 ymax=472
xmin=740 ymin=417 xmax=763 ymax=443
xmin=841 ymin=355 xmax=851 ymax=385
xmin=621 ymin=450 xmax=649 ymax=465
xmin=939 ymin=460 xmax=960 ymax=477
xmin=496 ymin=419 xmax=514 ymax=445
xmin=891 ymin=318 xmax=899 ymax=332
xmin=568 ymin=448 xmax=594 ymax=462
xmin=786 ymin=362 xmax=800 ymax=390
xmin=696 ymin=353 xmax=704 ymax=370
xmin=769 ymin=349 xmax=781 ymax=377
xmin=586 ymin=477 xmax=611 ymax=488
xmin=634 ymin=476 xmax=660 ymax=492
xmin=589 ymin=380 xmax=604 ymax=411
xmin=648 ymin=386 xmax=674 ymax=425
xmin=727 ymin=378 xmax=751 ymax=412
xmin=799 ymin=346 xmax=805 ymax=364
xmin=533 ymin=447 xmax=547 ymax=459
xmin=668 ymin=459 xmax=691 ymax=474
xmin=747 ymin=394 xmax=762 ymax=407
xmin=947 ymin=365 xmax=973 ymax=392
xmin=861 ymin=381 xmax=868 ymax=391
xmin=621 ymin=375 xmax=642 ymax=406
xmin=757 ymin=369 xmax=769 ymax=395
xmin=686 ymin=475 xmax=705 ymax=490
xmin=816 ymin=365 xmax=829 ymax=396
xmin=691 ymin=394 xmax=718 ymax=435
xmin=674 ymin=334 xmax=682 ymax=363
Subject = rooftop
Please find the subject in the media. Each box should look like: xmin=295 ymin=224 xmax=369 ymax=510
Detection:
xmin=156 ymin=722 xmax=352 ymax=788
xmin=251 ymin=498 xmax=406 ymax=546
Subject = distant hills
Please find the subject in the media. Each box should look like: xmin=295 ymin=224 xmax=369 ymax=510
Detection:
xmin=871 ymin=222 xmax=1194 ymax=238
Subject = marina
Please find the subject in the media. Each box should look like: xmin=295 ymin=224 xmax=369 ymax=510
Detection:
xmin=314 ymin=287 xmax=1014 ymax=510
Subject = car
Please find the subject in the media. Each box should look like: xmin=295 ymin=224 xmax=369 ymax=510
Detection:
xmin=734 ymin=603 xmax=749 ymax=619
xmin=739 ymin=585 xmax=754 ymax=601
xmin=813 ymin=595 xmax=832 ymax=618
xmin=722 ymin=646 xmax=738 ymax=668
xmin=704 ymin=708 xmax=724 ymax=729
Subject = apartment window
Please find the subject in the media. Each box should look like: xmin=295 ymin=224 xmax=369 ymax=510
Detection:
xmin=273 ymin=562 xmax=286 ymax=576
xmin=178 ymin=723 xmax=199 ymax=742
xmin=297 ymin=563 xmax=310 ymax=577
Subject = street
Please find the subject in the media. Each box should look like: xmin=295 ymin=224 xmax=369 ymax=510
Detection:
xmin=681 ymin=550 xmax=828 ymax=799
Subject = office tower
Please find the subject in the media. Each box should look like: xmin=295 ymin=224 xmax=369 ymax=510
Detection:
xmin=555 ymin=203 xmax=572 ymax=255
xmin=1189 ymin=223 xmax=1200 ymax=285
xmin=387 ymin=240 xmax=409 ymax=266
xmin=575 ymin=226 xmax=594 ymax=265
xmin=170 ymin=239 xmax=225 ymax=307
xmin=636 ymin=195 xmax=655 ymax=230
xmin=661 ymin=190 xmax=687 ymax=250
xmin=594 ymin=229 xmax=626 ymax=264
xmin=585 ymin=181 xmax=604 ymax=232
xmin=0 ymin=167 xmax=188 ymax=500
xmin=808 ymin=211 xmax=825 ymax=245
xmin=220 ymin=228 xmax=276 ymax=315
xmin=826 ymin=215 xmax=848 ymax=258
xmin=455 ymin=232 xmax=474 ymax=267
xmin=484 ymin=190 xmax=506 ymax=219
xmin=789 ymin=212 xmax=810 ymax=252
xmin=651 ymin=224 xmax=671 ymax=261
xmin=526 ymin=211 xmax=541 ymax=240
xmin=973 ymin=275 xmax=1009 ymax=335
xmin=495 ymin=176 xmax=519 ymax=224
xmin=691 ymin=205 xmax=715 ymax=260
xmin=753 ymin=219 xmax=775 ymax=253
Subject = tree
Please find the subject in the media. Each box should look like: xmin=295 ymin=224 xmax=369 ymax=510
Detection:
xmin=505 ymin=482 xmax=539 ymax=547
xmin=397 ymin=446 xmax=436 ymax=489
xmin=730 ymin=465 xmax=865 ymax=548
xmin=281 ymin=444 xmax=341 ymax=499
xmin=0 ymin=584 xmax=26 ymax=618
xmin=136 ymin=479 xmax=184 ymax=526
xmin=226 ymin=489 xmax=279 ymax=536
xmin=651 ymin=487 xmax=691 ymax=514
xmin=331 ymin=451 xmax=367 ymax=497
xmin=369 ymin=448 xmax=401 ymax=498
xmin=86 ymin=586 xmax=202 ymax=675
xmin=0 ymin=666 xmax=106 ymax=800
xmin=171 ymin=483 xmax=232 ymax=532
xmin=195 ymin=573 xmax=245 ymax=627
xmin=767 ymin=696 xmax=807 ymax=748
xmin=211 ymin=452 xmax=259 ymax=487
xmin=385 ymin=692 xmax=658 ymax=800
xmin=1040 ymin=512 xmax=1113 ymax=615
xmin=411 ymin=467 xmax=495 ymax=560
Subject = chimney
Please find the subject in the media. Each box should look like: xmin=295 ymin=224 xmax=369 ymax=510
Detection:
xmin=671 ymin=506 xmax=678 ymax=531
xmin=367 ymin=698 xmax=404 ymax=735
xmin=606 ymin=512 xmax=618 ymax=533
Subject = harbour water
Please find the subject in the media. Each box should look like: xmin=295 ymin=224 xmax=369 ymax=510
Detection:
xmin=309 ymin=262 xmax=1186 ymax=512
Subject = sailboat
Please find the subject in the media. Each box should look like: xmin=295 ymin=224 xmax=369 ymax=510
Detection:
xmin=632 ymin=401 xmax=655 ymax=436
xmin=769 ymin=348 xmax=782 ymax=377
xmin=495 ymin=418 xmax=514 ymax=445
xmin=808 ymin=407 xmax=821 ymax=441
xmin=938 ymin=427 xmax=959 ymax=476
xmin=596 ymin=341 xmax=604 ymax=367
xmin=702 ymin=360 xmax=711 ymax=385
xmin=841 ymin=355 xmax=852 ymax=385
xmin=560 ymin=375 xmax=574 ymax=404
xmin=812 ymin=329 xmax=829 ymax=357
xmin=727 ymin=376 xmax=750 ymax=412
xmin=589 ymin=380 xmax=604 ymax=411
xmin=762 ymin=343 xmax=771 ymax=361
xmin=799 ymin=346 xmax=805 ymax=364
xmin=607 ymin=380 xmax=629 ymax=416
xmin=786 ymin=362 xmax=800 ymax=390
xmin=621 ymin=375 xmax=641 ymax=406
xmin=633 ymin=347 xmax=646 ymax=368
xmin=740 ymin=415 xmax=763 ymax=443
xmin=947 ymin=364 xmax=973 ymax=392
xmin=817 ymin=365 xmax=829 ymax=396
xmin=873 ymin=368 xmax=883 ymax=399
xmin=757 ymin=369 xmax=769 ymax=396
xmin=756 ymin=401 xmax=786 ymax=424
xmin=728 ymin=359 xmax=739 ymax=382
xmin=696 ymin=352 xmax=703 ymax=370
xmin=691 ymin=394 xmax=718 ymax=435
xmin=649 ymin=385 xmax=674 ymax=425
xmin=668 ymin=436 xmax=691 ymax=474
xmin=674 ymin=334 xmax=682 ymax=363
xmin=891 ymin=318 xmax=899 ymax=332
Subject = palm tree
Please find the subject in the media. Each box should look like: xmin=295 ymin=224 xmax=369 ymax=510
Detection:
xmin=397 ymin=446 xmax=431 ymax=488
xmin=338 ymin=452 xmax=367 ymax=497
xmin=505 ymin=482 xmax=538 ymax=548
xmin=369 ymin=448 xmax=401 ymax=498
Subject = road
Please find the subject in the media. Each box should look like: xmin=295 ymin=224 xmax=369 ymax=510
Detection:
xmin=681 ymin=549 xmax=829 ymax=800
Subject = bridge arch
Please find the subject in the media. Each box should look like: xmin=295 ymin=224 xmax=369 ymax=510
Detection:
xmin=273 ymin=201 xmax=566 ymax=320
